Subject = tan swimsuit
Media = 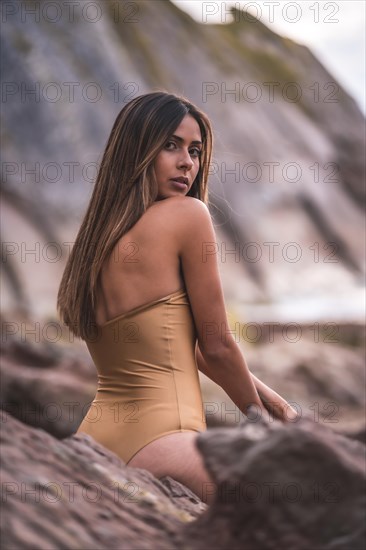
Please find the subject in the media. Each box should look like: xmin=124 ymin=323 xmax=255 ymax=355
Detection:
xmin=76 ymin=287 xmax=207 ymax=464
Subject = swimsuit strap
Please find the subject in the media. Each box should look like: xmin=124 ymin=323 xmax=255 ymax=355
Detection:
xmin=100 ymin=287 xmax=187 ymax=327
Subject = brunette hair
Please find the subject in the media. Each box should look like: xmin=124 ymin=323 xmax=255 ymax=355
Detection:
xmin=57 ymin=91 xmax=214 ymax=340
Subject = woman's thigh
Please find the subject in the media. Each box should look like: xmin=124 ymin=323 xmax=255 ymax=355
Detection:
xmin=127 ymin=432 xmax=217 ymax=504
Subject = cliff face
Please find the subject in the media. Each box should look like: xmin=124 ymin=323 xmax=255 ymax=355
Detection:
xmin=1 ymin=0 xmax=365 ymax=319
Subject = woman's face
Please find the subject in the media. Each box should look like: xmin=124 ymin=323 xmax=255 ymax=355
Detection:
xmin=153 ymin=114 xmax=202 ymax=201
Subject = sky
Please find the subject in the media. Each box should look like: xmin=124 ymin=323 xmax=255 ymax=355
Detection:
xmin=171 ymin=0 xmax=365 ymax=114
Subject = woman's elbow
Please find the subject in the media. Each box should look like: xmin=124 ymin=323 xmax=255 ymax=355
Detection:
xmin=198 ymin=336 xmax=236 ymax=362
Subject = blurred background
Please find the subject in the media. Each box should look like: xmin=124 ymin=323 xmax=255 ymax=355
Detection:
xmin=1 ymin=0 xmax=365 ymax=440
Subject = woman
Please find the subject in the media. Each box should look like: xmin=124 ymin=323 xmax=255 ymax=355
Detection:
xmin=57 ymin=91 xmax=298 ymax=505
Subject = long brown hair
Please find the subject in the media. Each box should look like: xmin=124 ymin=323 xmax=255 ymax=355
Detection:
xmin=57 ymin=91 xmax=214 ymax=340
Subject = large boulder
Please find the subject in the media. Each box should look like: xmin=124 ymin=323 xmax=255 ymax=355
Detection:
xmin=1 ymin=406 xmax=365 ymax=549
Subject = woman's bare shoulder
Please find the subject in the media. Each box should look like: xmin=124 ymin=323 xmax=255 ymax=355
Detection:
xmin=130 ymin=197 xmax=213 ymax=262
xmin=149 ymin=196 xmax=209 ymax=219
xmin=152 ymin=197 xmax=212 ymax=246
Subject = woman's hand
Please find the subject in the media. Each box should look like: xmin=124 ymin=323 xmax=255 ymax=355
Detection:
xmin=250 ymin=373 xmax=299 ymax=423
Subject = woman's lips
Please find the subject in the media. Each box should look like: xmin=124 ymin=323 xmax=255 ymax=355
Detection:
xmin=170 ymin=179 xmax=188 ymax=190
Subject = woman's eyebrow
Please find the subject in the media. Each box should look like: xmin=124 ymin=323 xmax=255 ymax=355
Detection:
xmin=171 ymin=134 xmax=202 ymax=145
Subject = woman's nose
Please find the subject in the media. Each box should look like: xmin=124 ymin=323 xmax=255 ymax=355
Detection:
xmin=178 ymin=150 xmax=194 ymax=169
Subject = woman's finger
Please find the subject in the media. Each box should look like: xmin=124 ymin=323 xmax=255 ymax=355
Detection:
xmin=252 ymin=374 xmax=299 ymax=422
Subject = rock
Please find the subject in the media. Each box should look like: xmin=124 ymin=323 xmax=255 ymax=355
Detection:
xmin=186 ymin=407 xmax=366 ymax=549
xmin=1 ymin=406 xmax=364 ymax=549
xmin=0 ymin=332 xmax=96 ymax=438
xmin=1 ymin=411 xmax=205 ymax=550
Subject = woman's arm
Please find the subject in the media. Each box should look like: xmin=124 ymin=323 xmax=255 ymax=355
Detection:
xmin=195 ymin=342 xmax=298 ymax=422
xmin=195 ymin=340 xmax=272 ymax=421
xmin=175 ymin=198 xmax=296 ymax=422
xmin=195 ymin=340 xmax=219 ymax=383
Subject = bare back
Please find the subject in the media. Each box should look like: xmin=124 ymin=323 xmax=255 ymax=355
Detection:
xmin=95 ymin=198 xmax=185 ymax=326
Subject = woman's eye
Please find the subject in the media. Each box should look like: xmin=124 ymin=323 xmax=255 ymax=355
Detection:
xmin=164 ymin=141 xmax=201 ymax=158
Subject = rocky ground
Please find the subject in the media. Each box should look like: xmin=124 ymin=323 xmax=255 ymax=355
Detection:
xmin=0 ymin=322 xmax=365 ymax=548
xmin=1 ymin=405 xmax=365 ymax=549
